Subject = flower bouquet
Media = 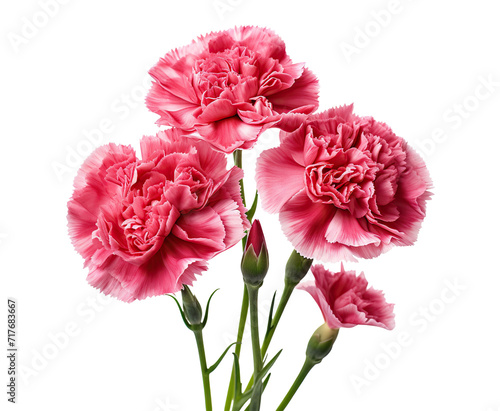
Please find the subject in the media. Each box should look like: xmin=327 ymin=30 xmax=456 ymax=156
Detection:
xmin=68 ymin=26 xmax=432 ymax=410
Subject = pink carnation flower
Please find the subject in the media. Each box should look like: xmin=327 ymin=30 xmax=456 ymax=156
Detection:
xmin=256 ymin=104 xmax=432 ymax=262
xmin=67 ymin=129 xmax=249 ymax=302
xmin=298 ymin=264 xmax=395 ymax=330
xmin=146 ymin=26 xmax=319 ymax=153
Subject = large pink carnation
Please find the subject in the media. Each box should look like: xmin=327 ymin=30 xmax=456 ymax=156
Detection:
xmin=146 ymin=26 xmax=319 ymax=153
xmin=298 ymin=264 xmax=395 ymax=330
xmin=256 ymin=104 xmax=432 ymax=262
xmin=68 ymin=129 xmax=249 ymax=302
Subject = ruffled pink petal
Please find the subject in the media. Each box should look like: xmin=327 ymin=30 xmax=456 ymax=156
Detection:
xmin=275 ymin=113 xmax=309 ymax=133
xmin=210 ymin=198 xmax=248 ymax=248
xmin=256 ymin=146 xmax=305 ymax=213
xmin=228 ymin=26 xmax=287 ymax=60
xmin=279 ymin=190 xmax=357 ymax=262
xmin=172 ymin=206 xmax=226 ymax=252
xmin=300 ymin=264 xmax=395 ymax=330
xmin=309 ymin=104 xmax=354 ymax=123
xmin=68 ymin=199 xmax=105 ymax=262
xmin=146 ymin=82 xmax=201 ymax=129
xmin=220 ymin=77 xmax=260 ymax=104
xmin=151 ymin=37 xmax=209 ymax=79
xmin=209 ymin=166 xmax=250 ymax=232
xmin=190 ymin=139 xmax=231 ymax=182
xmin=195 ymin=117 xmax=262 ymax=153
xmin=325 ymin=210 xmax=380 ymax=247
xmin=162 ymin=185 xmax=199 ymax=211
xmin=86 ymin=262 xmax=136 ymax=303
xmin=399 ymin=145 xmax=433 ymax=201
xmin=297 ymin=281 xmax=344 ymax=329
xmin=349 ymin=242 xmax=393 ymax=260
xmin=149 ymin=63 xmax=200 ymax=104
xmin=334 ymin=302 xmax=369 ymax=328
xmin=176 ymin=261 xmax=208 ymax=290
xmin=268 ymin=68 xmax=319 ymax=114
xmin=88 ymin=251 xmax=178 ymax=301
xmin=68 ymin=144 xmax=136 ymax=261
xmin=197 ymin=99 xmax=238 ymax=123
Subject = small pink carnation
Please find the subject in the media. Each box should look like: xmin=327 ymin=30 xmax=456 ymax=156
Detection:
xmin=146 ymin=26 xmax=319 ymax=153
xmin=298 ymin=264 xmax=395 ymax=330
xmin=67 ymin=129 xmax=249 ymax=302
xmin=256 ymin=104 xmax=432 ymax=262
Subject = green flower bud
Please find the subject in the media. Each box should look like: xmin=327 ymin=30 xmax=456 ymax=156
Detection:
xmin=181 ymin=286 xmax=203 ymax=325
xmin=241 ymin=220 xmax=269 ymax=287
xmin=306 ymin=323 xmax=339 ymax=364
xmin=285 ymin=250 xmax=313 ymax=286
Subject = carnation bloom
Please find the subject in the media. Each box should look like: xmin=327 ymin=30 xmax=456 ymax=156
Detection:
xmin=146 ymin=26 xmax=319 ymax=153
xmin=68 ymin=129 xmax=249 ymax=302
xmin=256 ymin=104 xmax=432 ymax=262
xmin=298 ymin=264 xmax=395 ymax=330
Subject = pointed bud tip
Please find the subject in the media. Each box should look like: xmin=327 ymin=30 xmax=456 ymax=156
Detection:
xmin=246 ymin=219 xmax=266 ymax=255
xmin=241 ymin=220 xmax=269 ymax=286
xmin=181 ymin=286 xmax=203 ymax=326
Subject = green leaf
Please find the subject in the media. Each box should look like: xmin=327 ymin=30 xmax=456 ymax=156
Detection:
xmin=246 ymin=191 xmax=259 ymax=222
xmin=232 ymin=353 xmax=242 ymax=399
xmin=266 ymin=291 xmax=277 ymax=335
xmin=256 ymin=349 xmax=282 ymax=384
xmin=262 ymin=373 xmax=271 ymax=392
xmin=167 ymin=294 xmax=192 ymax=330
xmin=202 ymin=288 xmax=220 ymax=328
xmin=241 ymin=375 xmax=272 ymax=411
xmin=208 ymin=342 xmax=239 ymax=374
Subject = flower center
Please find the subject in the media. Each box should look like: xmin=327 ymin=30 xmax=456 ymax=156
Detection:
xmin=304 ymin=146 xmax=379 ymax=217
xmin=195 ymin=46 xmax=258 ymax=107
xmin=305 ymin=163 xmax=364 ymax=207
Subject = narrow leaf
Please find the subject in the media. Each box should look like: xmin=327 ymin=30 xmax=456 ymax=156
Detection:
xmin=256 ymin=349 xmax=283 ymax=383
xmin=202 ymin=288 xmax=220 ymax=328
xmin=262 ymin=373 xmax=271 ymax=392
xmin=167 ymin=294 xmax=192 ymax=330
xmin=246 ymin=191 xmax=259 ymax=222
xmin=208 ymin=342 xmax=239 ymax=374
xmin=266 ymin=291 xmax=277 ymax=335
xmin=232 ymin=353 xmax=242 ymax=399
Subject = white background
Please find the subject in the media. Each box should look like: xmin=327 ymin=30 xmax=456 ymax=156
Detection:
xmin=1 ymin=0 xmax=500 ymax=410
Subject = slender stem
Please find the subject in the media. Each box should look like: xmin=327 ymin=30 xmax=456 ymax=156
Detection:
xmin=275 ymin=357 xmax=316 ymax=411
xmin=234 ymin=149 xmax=246 ymax=207
xmin=244 ymin=281 xmax=296 ymax=392
xmin=247 ymin=284 xmax=263 ymax=411
xmin=261 ymin=281 xmax=295 ymax=358
xmin=194 ymin=329 xmax=212 ymax=411
xmin=224 ymin=286 xmax=249 ymax=411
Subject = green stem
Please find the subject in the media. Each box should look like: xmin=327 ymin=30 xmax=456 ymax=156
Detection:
xmin=244 ymin=280 xmax=296 ymax=392
xmin=247 ymin=283 xmax=263 ymax=411
xmin=262 ymin=280 xmax=295 ymax=358
xmin=224 ymin=286 xmax=249 ymax=411
xmin=275 ymin=357 xmax=316 ymax=411
xmin=194 ymin=329 xmax=212 ymax=411
xmin=234 ymin=149 xmax=246 ymax=207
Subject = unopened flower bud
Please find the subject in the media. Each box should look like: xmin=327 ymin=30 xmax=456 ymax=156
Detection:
xmin=181 ymin=286 xmax=203 ymax=325
xmin=306 ymin=323 xmax=339 ymax=364
xmin=241 ymin=220 xmax=269 ymax=287
xmin=285 ymin=250 xmax=313 ymax=286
